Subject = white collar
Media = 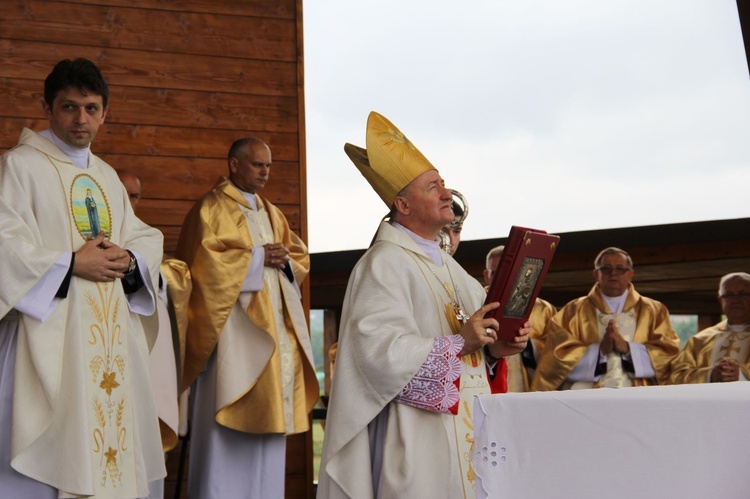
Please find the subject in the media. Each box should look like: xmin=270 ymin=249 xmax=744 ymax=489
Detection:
xmin=39 ymin=129 xmax=90 ymax=169
xmin=228 ymin=179 xmax=259 ymax=210
xmin=600 ymin=288 xmax=629 ymax=314
xmin=391 ymin=222 xmax=443 ymax=265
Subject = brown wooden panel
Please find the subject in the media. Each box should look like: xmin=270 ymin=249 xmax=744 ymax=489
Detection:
xmin=160 ymin=226 xmax=181 ymax=254
xmin=0 ymin=39 xmax=297 ymax=96
xmin=57 ymin=0 xmax=296 ymax=18
xmin=1 ymin=77 xmax=299 ymax=132
xmin=145 ymin=211 xmax=301 ymax=257
xmin=104 ymin=155 xmax=301 ymax=204
xmin=0 ymin=117 xmax=300 ymax=161
xmin=95 ymin=125 xmax=300 ymax=161
xmin=285 ymin=433 xmax=307 ymax=473
xmin=1 ymin=1 xmax=297 ymax=61
xmin=138 ymin=199 xmax=301 ymax=230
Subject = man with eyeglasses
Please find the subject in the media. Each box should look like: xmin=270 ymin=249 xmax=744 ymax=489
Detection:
xmin=531 ymin=247 xmax=680 ymax=390
xmin=669 ymin=272 xmax=750 ymax=384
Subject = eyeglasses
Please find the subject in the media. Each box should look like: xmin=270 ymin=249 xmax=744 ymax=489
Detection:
xmin=596 ymin=266 xmax=632 ymax=275
xmin=720 ymin=292 xmax=750 ymax=300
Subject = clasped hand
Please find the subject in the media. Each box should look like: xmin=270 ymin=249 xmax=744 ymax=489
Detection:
xmin=459 ymin=302 xmax=531 ymax=358
xmin=600 ymin=319 xmax=630 ymax=356
xmin=263 ymin=242 xmax=290 ymax=269
xmin=711 ymin=358 xmax=740 ymax=383
xmin=73 ymin=232 xmax=130 ymax=282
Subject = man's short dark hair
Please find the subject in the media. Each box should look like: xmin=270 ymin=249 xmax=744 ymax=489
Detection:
xmin=44 ymin=58 xmax=109 ymax=109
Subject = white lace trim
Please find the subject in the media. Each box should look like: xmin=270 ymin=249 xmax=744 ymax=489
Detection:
xmin=394 ymin=335 xmax=464 ymax=414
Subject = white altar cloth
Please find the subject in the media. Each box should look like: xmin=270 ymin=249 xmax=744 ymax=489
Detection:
xmin=473 ymin=383 xmax=750 ymax=499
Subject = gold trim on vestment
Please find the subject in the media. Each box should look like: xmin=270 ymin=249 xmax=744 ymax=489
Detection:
xmin=177 ymin=178 xmax=317 ymax=434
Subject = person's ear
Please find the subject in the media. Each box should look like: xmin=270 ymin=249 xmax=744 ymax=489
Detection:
xmin=41 ymin=98 xmax=52 ymax=119
xmin=393 ymin=196 xmax=410 ymax=216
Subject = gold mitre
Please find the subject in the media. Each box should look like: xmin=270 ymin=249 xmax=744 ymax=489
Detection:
xmin=344 ymin=111 xmax=436 ymax=207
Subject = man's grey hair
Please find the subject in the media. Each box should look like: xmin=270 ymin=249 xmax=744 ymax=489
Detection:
xmin=594 ymin=247 xmax=633 ymax=269
xmin=388 ymin=184 xmax=412 ymax=222
xmin=719 ymin=272 xmax=750 ymax=295
xmin=485 ymin=245 xmax=505 ymax=272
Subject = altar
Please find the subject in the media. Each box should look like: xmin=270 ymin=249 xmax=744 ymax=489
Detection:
xmin=472 ymin=383 xmax=750 ymax=499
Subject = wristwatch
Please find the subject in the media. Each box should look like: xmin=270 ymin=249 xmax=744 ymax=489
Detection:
xmin=126 ymin=251 xmax=137 ymax=274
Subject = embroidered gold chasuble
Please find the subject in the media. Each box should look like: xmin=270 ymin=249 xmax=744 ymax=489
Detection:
xmin=0 ymin=129 xmax=165 ymax=497
xmin=531 ymin=284 xmax=679 ymax=391
xmin=176 ymin=178 xmax=318 ymax=434
xmin=669 ymin=321 xmax=750 ymax=384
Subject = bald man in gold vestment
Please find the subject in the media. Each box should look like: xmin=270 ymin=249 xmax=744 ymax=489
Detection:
xmin=532 ymin=247 xmax=679 ymax=391
xmin=177 ymin=137 xmax=318 ymax=498
xmin=670 ymin=272 xmax=750 ymax=384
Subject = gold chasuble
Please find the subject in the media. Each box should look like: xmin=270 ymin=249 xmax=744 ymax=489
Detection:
xmin=0 ymin=129 xmax=164 ymax=498
xmin=531 ymin=284 xmax=679 ymax=391
xmin=670 ymin=322 xmax=750 ymax=384
xmin=176 ymin=178 xmax=318 ymax=434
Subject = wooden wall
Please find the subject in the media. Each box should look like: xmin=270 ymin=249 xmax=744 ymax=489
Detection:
xmin=0 ymin=0 xmax=307 ymax=253
xmin=1 ymin=0 xmax=312 ymax=497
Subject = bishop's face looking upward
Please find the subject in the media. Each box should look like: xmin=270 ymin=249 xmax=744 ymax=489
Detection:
xmin=229 ymin=141 xmax=272 ymax=194
xmin=393 ymin=170 xmax=454 ymax=240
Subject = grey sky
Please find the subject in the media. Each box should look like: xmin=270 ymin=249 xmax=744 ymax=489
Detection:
xmin=304 ymin=0 xmax=750 ymax=253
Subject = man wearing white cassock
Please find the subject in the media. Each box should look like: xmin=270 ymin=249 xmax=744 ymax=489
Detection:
xmin=0 ymin=58 xmax=165 ymax=498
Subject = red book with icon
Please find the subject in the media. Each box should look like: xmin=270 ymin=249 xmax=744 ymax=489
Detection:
xmin=484 ymin=226 xmax=560 ymax=341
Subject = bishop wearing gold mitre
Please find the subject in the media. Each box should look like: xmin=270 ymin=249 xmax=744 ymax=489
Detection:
xmin=318 ymin=112 xmax=531 ymax=499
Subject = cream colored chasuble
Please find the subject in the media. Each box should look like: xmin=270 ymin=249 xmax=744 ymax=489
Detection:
xmin=412 ymin=255 xmax=491 ymax=498
xmin=56 ymin=166 xmax=139 ymax=498
xmin=596 ymin=309 xmax=637 ymax=388
xmin=709 ymin=326 xmax=750 ymax=367
xmin=215 ymin=201 xmax=298 ymax=432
